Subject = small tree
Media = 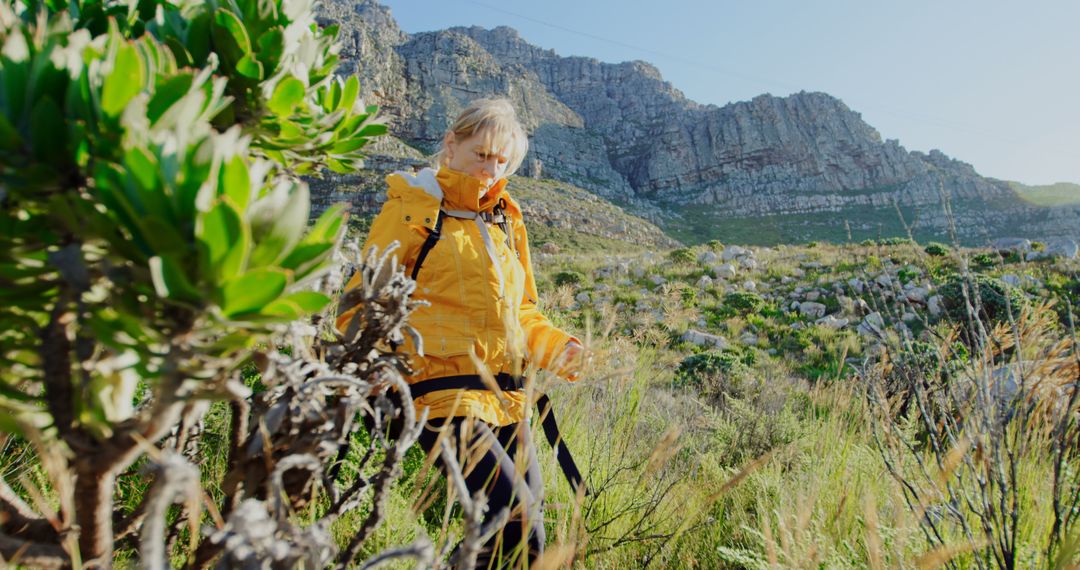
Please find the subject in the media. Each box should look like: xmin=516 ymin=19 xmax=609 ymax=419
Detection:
xmin=0 ymin=1 xmax=447 ymax=567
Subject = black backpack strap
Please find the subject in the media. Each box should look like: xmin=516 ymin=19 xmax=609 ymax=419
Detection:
xmin=407 ymin=373 xmax=524 ymax=398
xmin=536 ymin=394 xmax=588 ymax=496
xmin=407 ymin=373 xmax=589 ymax=495
xmin=494 ymin=200 xmax=515 ymax=258
xmin=410 ymin=209 xmax=445 ymax=280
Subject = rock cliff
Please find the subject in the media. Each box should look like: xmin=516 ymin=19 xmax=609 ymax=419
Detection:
xmin=314 ymin=0 xmax=1080 ymax=245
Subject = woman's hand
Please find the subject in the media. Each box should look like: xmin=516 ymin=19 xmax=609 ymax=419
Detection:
xmin=552 ymin=340 xmax=589 ymax=380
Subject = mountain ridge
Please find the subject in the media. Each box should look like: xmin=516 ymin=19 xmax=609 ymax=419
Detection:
xmin=315 ymin=0 xmax=1080 ymax=245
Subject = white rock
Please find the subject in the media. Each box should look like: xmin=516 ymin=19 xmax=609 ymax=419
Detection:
xmin=681 ymin=329 xmax=729 ymax=350
xmin=713 ymin=263 xmax=738 ymax=279
xmin=650 ymin=274 xmax=667 ymax=286
xmin=792 ymin=268 xmax=806 ymax=278
xmin=902 ymin=311 xmax=918 ymax=322
xmin=857 ymin=312 xmax=886 ymax=338
xmin=805 ymin=290 xmax=821 ymax=302
xmin=905 ymin=287 xmax=930 ymax=303
xmin=847 ymin=278 xmax=864 ymax=294
xmin=695 ymin=275 xmax=714 ymax=289
xmin=816 ymin=315 xmax=849 ymax=330
xmin=721 ymin=245 xmax=750 ymax=261
xmin=698 ymin=251 xmax=720 ymax=265
xmin=1001 ymin=274 xmax=1022 ymax=287
xmin=875 ymin=274 xmax=893 ymax=288
xmin=781 ymin=276 xmax=796 ymax=284
xmin=798 ymin=301 xmax=827 ymax=319
xmin=739 ymin=257 xmax=758 ymax=270
xmin=742 ymin=280 xmax=757 ymax=291
xmin=1043 ymin=238 xmax=1079 ymax=259
xmin=992 ymin=237 xmax=1032 ymax=254
xmin=740 ymin=333 xmax=759 ymax=346
xmin=928 ymin=295 xmax=944 ymax=317
xmin=575 ymin=292 xmax=591 ymax=304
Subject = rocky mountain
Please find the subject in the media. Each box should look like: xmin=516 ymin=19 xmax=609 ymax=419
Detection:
xmin=314 ymin=0 xmax=1080 ymax=245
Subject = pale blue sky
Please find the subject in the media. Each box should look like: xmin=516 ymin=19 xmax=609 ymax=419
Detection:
xmin=379 ymin=0 xmax=1079 ymax=185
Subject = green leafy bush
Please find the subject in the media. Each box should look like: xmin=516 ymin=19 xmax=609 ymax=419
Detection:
xmin=669 ymin=247 xmax=695 ymax=264
xmin=723 ymin=291 xmax=765 ymax=314
xmin=972 ymin=252 xmax=998 ymax=269
xmin=924 ymin=242 xmax=950 ymax=256
xmin=553 ymin=270 xmax=585 ymax=287
xmin=0 ymin=0 xmax=387 ymax=563
xmin=939 ymin=273 xmax=1027 ymax=326
xmin=673 ymin=351 xmax=747 ymax=390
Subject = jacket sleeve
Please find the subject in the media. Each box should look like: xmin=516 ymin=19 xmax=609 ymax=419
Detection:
xmin=335 ymin=189 xmax=426 ymax=333
xmin=513 ymin=213 xmax=580 ymax=377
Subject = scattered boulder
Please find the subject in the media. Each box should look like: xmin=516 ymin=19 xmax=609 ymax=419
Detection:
xmin=804 ymin=290 xmax=821 ymax=302
xmin=798 ymin=301 xmax=827 ymax=319
xmin=681 ymin=329 xmax=730 ymax=350
xmin=722 ymin=245 xmax=750 ymax=261
xmin=698 ymin=250 xmax=720 ymax=265
xmin=1044 ymin=238 xmax=1079 ymax=259
xmin=695 ymin=275 xmax=714 ymax=289
xmin=742 ymin=280 xmax=756 ymax=291
xmin=739 ymin=257 xmax=758 ymax=270
xmin=928 ymin=295 xmax=944 ymax=317
xmin=650 ymin=274 xmax=667 ymax=287
xmin=905 ymin=286 xmax=930 ymax=304
xmin=992 ymin=237 xmax=1033 ymax=254
xmin=816 ymin=315 xmax=849 ymax=330
xmin=847 ymin=278 xmax=864 ymax=294
xmin=857 ymin=312 xmax=886 ymax=338
xmin=538 ymin=242 xmax=560 ymax=255
xmin=713 ymin=263 xmax=738 ymax=279
xmin=575 ymin=292 xmax=591 ymax=304
xmin=901 ymin=311 xmax=918 ymax=322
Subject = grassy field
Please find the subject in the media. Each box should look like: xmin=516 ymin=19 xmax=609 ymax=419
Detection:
xmin=3 ymin=218 xmax=1079 ymax=568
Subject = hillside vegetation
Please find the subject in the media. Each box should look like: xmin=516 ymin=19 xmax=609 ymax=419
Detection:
xmin=1009 ymin=180 xmax=1080 ymax=207
xmin=297 ymin=217 xmax=1080 ymax=567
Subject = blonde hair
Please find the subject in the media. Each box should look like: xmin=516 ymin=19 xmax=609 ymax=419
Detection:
xmin=437 ymin=98 xmax=529 ymax=177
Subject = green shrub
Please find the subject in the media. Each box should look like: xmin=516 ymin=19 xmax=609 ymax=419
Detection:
xmin=669 ymin=247 xmax=695 ymax=264
xmin=553 ymin=270 xmax=585 ymax=287
xmin=939 ymin=273 xmax=1028 ymax=326
xmin=707 ymin=240 xmax=724 ymax=251
xmin=972 ymin=252 xmax=998 ymax=269
xmin=723 ymin=291 xmax=766 ymax=314
xmin=860 ymin=239 xmax=877 ymax=246
xmin=673 ymin=351 xmax=747 ymax=390
xmin=924 ymin=242 xmax=950 ymax=256
xmin=679 ymin=284 xmax=698 ymax=307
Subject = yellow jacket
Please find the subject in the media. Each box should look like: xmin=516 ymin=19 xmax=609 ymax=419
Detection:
xmin=337 ymin=167 xmax=577 ymax=425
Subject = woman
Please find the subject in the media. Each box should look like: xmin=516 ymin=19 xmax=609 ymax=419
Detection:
xmin=337 ymin=98 xmax=583 ymax=567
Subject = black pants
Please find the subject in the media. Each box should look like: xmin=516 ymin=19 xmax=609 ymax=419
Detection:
xmin=417 ymin=417 xmax=545 ymax=568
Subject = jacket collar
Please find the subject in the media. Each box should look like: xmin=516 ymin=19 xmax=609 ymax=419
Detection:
xmin=436 ymin=168 xmax=508 ymax=213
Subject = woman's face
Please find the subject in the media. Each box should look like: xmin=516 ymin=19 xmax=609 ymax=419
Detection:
xmin=445 ymin=131 xmax=511 ymax=189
